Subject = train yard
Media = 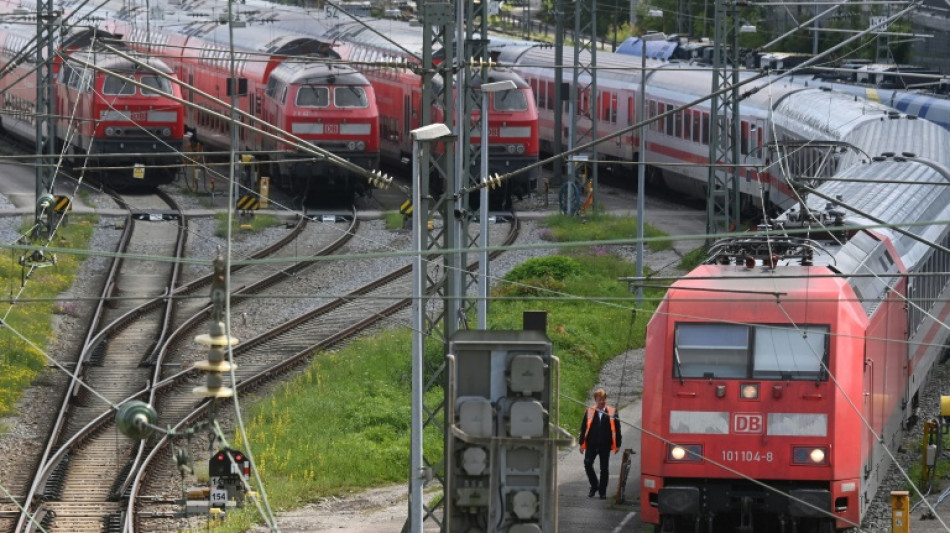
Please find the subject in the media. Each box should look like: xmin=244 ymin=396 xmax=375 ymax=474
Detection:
xmin=1 ymin=0 xmax=950 ymax=529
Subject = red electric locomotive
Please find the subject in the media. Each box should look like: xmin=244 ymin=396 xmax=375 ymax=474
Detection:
xmin=640 ymin=125 xmax=950 ymax=531
xmin=0 ymin=21 xmax=184 ymax=187
xmin=110 ymin=13 xmax=380 ymax=202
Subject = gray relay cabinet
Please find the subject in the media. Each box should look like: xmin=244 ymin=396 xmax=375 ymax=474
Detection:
xmin=446 ymin=329 xmax=570 ymax=532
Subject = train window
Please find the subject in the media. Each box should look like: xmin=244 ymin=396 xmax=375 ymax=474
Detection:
xmin=297 ymin=86 xmax=329 ymax=107
xmin=493 ymin=89 xmax=527 ymax=112
xmin=674 ymin=323 xmax=829 ymax=380
xmin=335 ymin=86 xmax=369 ymax=108
xmin=692 ymin=111 xmax=702 ymax=143
xmin=753 ymin=325 xmax=827 ymax=379
xmin=545 ymin=81 xmax=554 ymax=110
xmin=103 ymin=75 xmax=135 ymax=95
xmin=665 ymin=104 xmax=674 ymax=136
xmin=675 ymin=323 xmax=749 ymax=378
xmin=140 ymin=75 xmax=172 ymax=96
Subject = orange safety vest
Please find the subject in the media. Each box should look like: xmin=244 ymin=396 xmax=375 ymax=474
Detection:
xmin=581 ymin=406 xmax=617 ymax=452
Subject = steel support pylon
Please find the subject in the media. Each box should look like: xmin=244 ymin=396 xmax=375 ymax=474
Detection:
xmin=706 ymin=0 xmax=742 ymax=241
xmin=409 ymin=0 xmax=489 ymax=530
xmin=568 ymin=0 xmax=599 ymax=215
xmin=35 ymin=0 xmax=57 ymax=240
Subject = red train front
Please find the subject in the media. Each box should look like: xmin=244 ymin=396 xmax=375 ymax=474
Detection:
xmin=0 ymin=24 xmax=184 ymax=187
xmin=60 ymin=46 xmax=185 ymax=186
xmin=638 ymin=224 xmax=924 ymax=531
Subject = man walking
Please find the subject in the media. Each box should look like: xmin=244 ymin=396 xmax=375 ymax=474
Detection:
xmin=579 ymin=388 xmax=621 ymax=499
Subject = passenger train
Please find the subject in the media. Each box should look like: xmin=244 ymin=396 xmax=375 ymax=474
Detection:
xmin=105 ymin=10 xmax=381 ymax=202
xmin=492 ymin=43 xmax=947 ymax=214
xmin=177 ymin=0 xmax=541 ymax=209
xmin=491 ymin=38 xmax=950 ymax=531
xmin=640 ymin=123 xmax=950 ymax=531
xmin=615 ymin=41 xmax=950 ymax=133
xmin=0 ymin=19 xmax=185 ymax=187
xmin=309 ymin=17 xmax=541 ymax=208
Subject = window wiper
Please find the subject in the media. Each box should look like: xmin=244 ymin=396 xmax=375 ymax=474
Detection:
xmin=673 ymin=347 xmax=684 ymax=385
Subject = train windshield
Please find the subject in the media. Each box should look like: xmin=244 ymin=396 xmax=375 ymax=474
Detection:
xmin=296 ymin=86 xmax=330 ymax=107
xmin=334 ymin=86 xmax=369 ymax=108
xmin=103 ymin=75 xmax=136 ymax=95
xmin=140 ymin=75 xmax=172 ymax=96
xmin=493 ymin=89 xmax=528 ymax=112
xmin=673 ymin=323 xmax=829 ymax=381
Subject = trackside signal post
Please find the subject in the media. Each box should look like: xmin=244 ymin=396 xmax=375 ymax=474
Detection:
xmin=445 ymin=329 xmax=572 ymax=531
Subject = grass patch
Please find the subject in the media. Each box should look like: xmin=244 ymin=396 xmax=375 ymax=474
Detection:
xmin=678 ymin=246 xmax=709 ymax=271
xmin=383 ymin=211 xmax=406 ymax=231
xmin=216 ymin=213 xmax=674 ymax=530
xmin=0 ymin=215 xmax=96 ymax=418
xmin=215 ymin=213 xmax=280 ymax=237
xmin=540 ymin=212 xmax=673 ymax=251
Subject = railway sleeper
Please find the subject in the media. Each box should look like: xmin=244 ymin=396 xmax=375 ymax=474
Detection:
xmin=42 ymin=454 xmax=69 ymax=501
xmin=108 ymin=460 xmax=134 ymax=501
xmin=104 ymin=511 xmax=124 ymax=533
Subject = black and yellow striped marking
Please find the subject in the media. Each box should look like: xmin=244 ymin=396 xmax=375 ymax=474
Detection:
xmin=400 ymin=200 xmax=412 ymax=216
xmin=237 ymin=195 xmax=260 ymax=210
xmin=54 ymin=195 xmax=72 ymax=212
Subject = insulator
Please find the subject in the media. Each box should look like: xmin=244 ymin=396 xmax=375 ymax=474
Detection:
xmin=116 ymin=400 xmax=158 ymax=441
xmin=368 ymin=170 xmax=392 ymax=189
xmin=469 ymin=57 xmax=495 ymax=71
xmin=482 ymin=173 xmax=503 ymax=190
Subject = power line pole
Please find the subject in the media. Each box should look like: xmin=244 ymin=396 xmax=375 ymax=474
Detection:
xmin=568 ymin=0 xmax=598 ymax=215
xmin=35 ymin=0 xmax=58 ymax=239
xmin=706 ymin=0 xmax=742 ymax=241
xmin=410 ymin=0 xmax=489 ymax=529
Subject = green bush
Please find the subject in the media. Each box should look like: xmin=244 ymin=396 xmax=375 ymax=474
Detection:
xmin=503 ymin=255 xmax=582 ymax=282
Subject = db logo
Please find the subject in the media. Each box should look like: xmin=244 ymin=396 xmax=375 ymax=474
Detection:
xmin=131 ymin=111 xmax=146 ymax=122
xmin=733 ymin=413 xmax=764 ymax=434
xmin=324 ymin=124 xmax=339 ymax=134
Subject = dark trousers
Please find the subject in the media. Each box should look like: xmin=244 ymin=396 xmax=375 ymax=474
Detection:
xmin=584 ymin=447 xmax=610 ymax=495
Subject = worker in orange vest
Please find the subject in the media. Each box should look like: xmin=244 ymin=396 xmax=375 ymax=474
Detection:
xmin=579 ymin=388 xmax=622 ymax=499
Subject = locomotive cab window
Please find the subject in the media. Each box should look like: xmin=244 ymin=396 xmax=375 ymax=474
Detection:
xmin=296 ymin=86 xmax=330 ymax=107
xmin=674 ymin=323 xmax=829 ymax=380
xmin=103 ymin=75 xmax=136 ymax=95
xmin=140 ymin=75 xmax=172 ymax=96
xmin=334 ymin=86 xmax=369 ymax=108
xmin=493 ymin=89 xmax=528 ymax=112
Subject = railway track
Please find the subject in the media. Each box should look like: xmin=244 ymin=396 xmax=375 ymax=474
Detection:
xmin=123 ymin=216 xmax=521 ymax=531
xmin=8 ymin=188 xmax=186 ymax=533
xmin=3 ymin=198 xmax=358 ymax=532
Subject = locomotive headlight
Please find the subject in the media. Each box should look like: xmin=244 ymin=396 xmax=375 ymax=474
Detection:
xmin=667 ymin=444 xmax=703 ymax=462
xmin=792 ymin=446 xmax=828 ymax=465
xmin=347 ymin=141 xmax=357 ymax=151
xmin=356 ymin=141 xmax=366 ymax=151
xmin=515 ymin=144 xmax=525 ymax=154
xmin=105 ymin=127 xmax=116 ymax=137
xmin=161 ymin=127 xmax=171 ymax=137
xmin=507 ymin=144 xmax=517 ymax=154
xmin=740 ymin=383 xmax=759 ymax=400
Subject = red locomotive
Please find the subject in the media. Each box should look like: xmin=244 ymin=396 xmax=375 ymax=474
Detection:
xmin=109 ymin=13 xmax=380 ymax=203
xmin=263 ymin=12 xmax=541 ymax=209
xmin=0 ymin=21 xmax=184 ymax=187
xmin=640 ymin=135 xmax=950 ymax=531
